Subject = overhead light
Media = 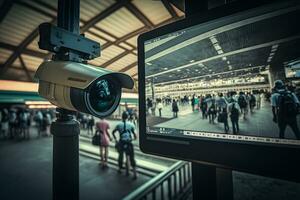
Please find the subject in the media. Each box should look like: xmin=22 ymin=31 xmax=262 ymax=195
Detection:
xmin=270 ymin=52 xmax=275 ymax=56
xmin=146 ymin=62 xmax=152 ymax=66
xmin=177 ymin=69 xmax=181 ymax=72
xmin=228 ymin=65 xmax=232 ymax=70
xmin=227 ymin=61 xmax=230 ymax=64
xmin=222 ymin=57 xmax=227 ymax=61
xmin=189 ymin=60 xmax=195 ymax=63
xmin=198 ymin=63 xmax=204 ymax=67
xmin=272 ymin=44 xmax=279 ymax=49
xmin=164 ymin=67 xmax=168 ymax=70
xmin=210 ymin=36 xmax=218 ymax=44
xmin=217 ymin=49 xmax=223 ymax=54
xmin=271 ymin=48 xmax=277 ymax=53
xmin=214 ymin=44 xmax=222 ymax=51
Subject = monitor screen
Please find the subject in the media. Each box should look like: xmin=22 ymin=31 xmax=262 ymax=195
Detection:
xmin=143 ymin=3 xmax=300 ymax=146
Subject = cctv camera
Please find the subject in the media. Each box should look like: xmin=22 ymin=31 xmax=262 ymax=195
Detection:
xmin=34 ymin=60 xmax=134 ymax=117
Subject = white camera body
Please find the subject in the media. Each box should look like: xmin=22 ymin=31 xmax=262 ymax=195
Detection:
xmin=35 ymin=60 xmax=134 ymax=117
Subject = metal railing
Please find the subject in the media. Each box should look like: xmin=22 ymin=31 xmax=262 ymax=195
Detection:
xmin=124 ymin=161 xmax=192 ymax=200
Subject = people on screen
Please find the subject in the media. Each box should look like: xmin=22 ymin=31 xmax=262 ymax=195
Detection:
xmin=271 ymin=80 xmax=300 ymax=139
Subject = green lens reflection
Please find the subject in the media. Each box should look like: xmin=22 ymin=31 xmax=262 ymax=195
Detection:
xmin=89 ymin=78 xmax=118 ymax=113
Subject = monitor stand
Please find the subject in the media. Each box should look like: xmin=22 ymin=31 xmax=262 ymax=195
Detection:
xmin=192 ymin=163 xmax=233 ymax=200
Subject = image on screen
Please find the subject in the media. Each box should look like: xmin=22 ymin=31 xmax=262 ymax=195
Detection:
xmin=144 ymin=4 xmax=300 ymax=145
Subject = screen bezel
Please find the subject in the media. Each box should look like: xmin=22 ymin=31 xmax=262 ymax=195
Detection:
xmin=138 ymin=0 xmax=300 ymax=182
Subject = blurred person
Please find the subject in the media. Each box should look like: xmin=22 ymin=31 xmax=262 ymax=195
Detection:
xmin=157 ymin=99 xmax=163 ymax=117
xmin=218 ymin=107 xmax=229 ymax=133
xmin=43 ymin=111 xmax=52 ymax=136
xmin=82 ymin=114 xmax=88 ymax=129
xmin=208 ymin=99 xmax=217 ymax=124
xmin=228 ymin=98 xmax=241 ymax=134
xmin=172 ymin=99 xmax=179 ymax=118
xmin=191 ymin=95 xmax=195 ymax=112
xmin=217 ymin=93 xmax=228 ymax=112
xmin=8 ymin=109 xmax=17 ymax=139
xmin=271 ymin=80 xmax=300 ymax=139
xmin=0 ymin=109 xmax=8 ymax=138
xmin=87 ymin=116 xmax=95 ymax=135
xmin=112 ymin=112 xmax=137 ymax=179
xmin=96 ymin=117 xmax=112 ymax=168
xmin=237 ymin=92 xmax=248 ymax=120
xmin=255 ymin=91 xmax=262 ymax=109
xmin=249 ymin=93 xmax=256 ymax=113
xmin=19 ymin=110 xmax=29 ymax=139
xmin=200 ymin=97 xmax=208 ymax=119
xmin=34 ymin=110 xmax=43 ymax=137
xmin=146 ymin=98 xmax=153 ymax=115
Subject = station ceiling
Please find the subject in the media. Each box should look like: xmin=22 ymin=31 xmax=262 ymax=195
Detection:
xmin=0 ymin=0 xmax=185 ymax=88
xmin=145 ymin=4 xmax=300 ymax=85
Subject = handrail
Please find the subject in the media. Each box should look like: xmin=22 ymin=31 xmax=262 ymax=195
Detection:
xmin=124 ymin=161 xmax=192 ymax=200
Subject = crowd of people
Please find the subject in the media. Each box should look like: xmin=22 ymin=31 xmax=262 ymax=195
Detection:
xmin=0 ymin=108 xmax=54 ymax=140
xmin=147 ymin=80 xmax=300 ymax=139
xmin=1 ymin=106 xmax=139 ymax=179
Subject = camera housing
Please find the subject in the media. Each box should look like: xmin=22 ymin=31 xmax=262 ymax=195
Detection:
xmin=35 ymin=60 xmax=134 ymax=117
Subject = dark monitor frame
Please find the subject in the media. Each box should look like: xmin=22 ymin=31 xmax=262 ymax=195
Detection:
xmin=138 ymin=0 xmax=300 ymax=182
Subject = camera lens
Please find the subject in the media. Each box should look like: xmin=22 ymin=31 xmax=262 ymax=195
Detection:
xmin=88 ymin=77 xmax=120 ymax=113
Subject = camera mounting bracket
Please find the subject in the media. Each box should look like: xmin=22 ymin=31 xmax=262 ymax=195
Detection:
xmin=38 ymin=23 xmax=100 ymax=62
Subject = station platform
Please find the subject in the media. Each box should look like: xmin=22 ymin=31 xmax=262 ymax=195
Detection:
xmin=0 ymin=136 xmax=151 ymax=200
xmin=1 ymin=120 xmax=300 ymax=200
xmin=151 ymin=100 xmax=300 ymax=139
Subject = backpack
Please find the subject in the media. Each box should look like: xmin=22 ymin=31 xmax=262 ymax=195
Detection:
xmin=278 ymin=91 xmax=298 ymax=118
xmin=238 ymin=95 xmax=247 ymax=108
xmin=231 ymin=103 xmax=239 ymax=118
xmin=120 ymin=121 xmax=131 ymax=142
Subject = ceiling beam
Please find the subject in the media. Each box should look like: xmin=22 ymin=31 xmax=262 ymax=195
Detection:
xmin=162 ymin=0 xmax=179 ymax=18
xmin=15 ymin=1 xmax=55 ymax=18
xmin=31 ymin=0 xmax=57 ymax=12
xmin=124 ymin=1 xmax=155 ymax=29
xmin=80 ymin=1 xmax=126 ymax=33
xmin=0 ymin=28 xmax=39 ymax=74
xmin=102 ymin=49 xmax=135 ymax=68
xmin=120 ymin=61 xmax=137 ymax=73
xmin=102 ymin=27 xmax=148 ymax=50
xmin=0 ymin=42 xmax=48 ymax=58
xmin=132 ymin=72 xmax=138 ymax=77
xmin=0 ymin=0 xmax=14 ymax=23
xmin=19 ymin=55 xmax=33 ymax=81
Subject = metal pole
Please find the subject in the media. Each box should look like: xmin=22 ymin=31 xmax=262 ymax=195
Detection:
xmin=52 ymin=109 xmax=80 ymax=200
xmin=55 ymin=0 xmax=81 ymax=61
xmin=52 ymin=0 xmax=81 ymax=199
xmin=192 ymin=163 xmax=217 ymax=200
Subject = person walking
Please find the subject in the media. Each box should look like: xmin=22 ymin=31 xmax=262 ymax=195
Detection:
xmin=238 ymin=92 xmax=248 ymax=120
xmin=228 ymin=98 xmax=241 ymax=134
xmin=96 ymin=118 xmax=112 ymax=168
xmin=172 ymin=99 xmax=179 ymax=118
xmin=112 ymin=112 xmax=137 ymax=179
xmin=157 ymin=99 xmax=163 ymax=117
xmin=87 ymin=116 xmax=95 ymax=135
xmin=271 ymin=80 xmax=300 ymax=139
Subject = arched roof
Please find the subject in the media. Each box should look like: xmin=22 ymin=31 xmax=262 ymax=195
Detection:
xmin=0 ymin=0 xmax=184 ymax=89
